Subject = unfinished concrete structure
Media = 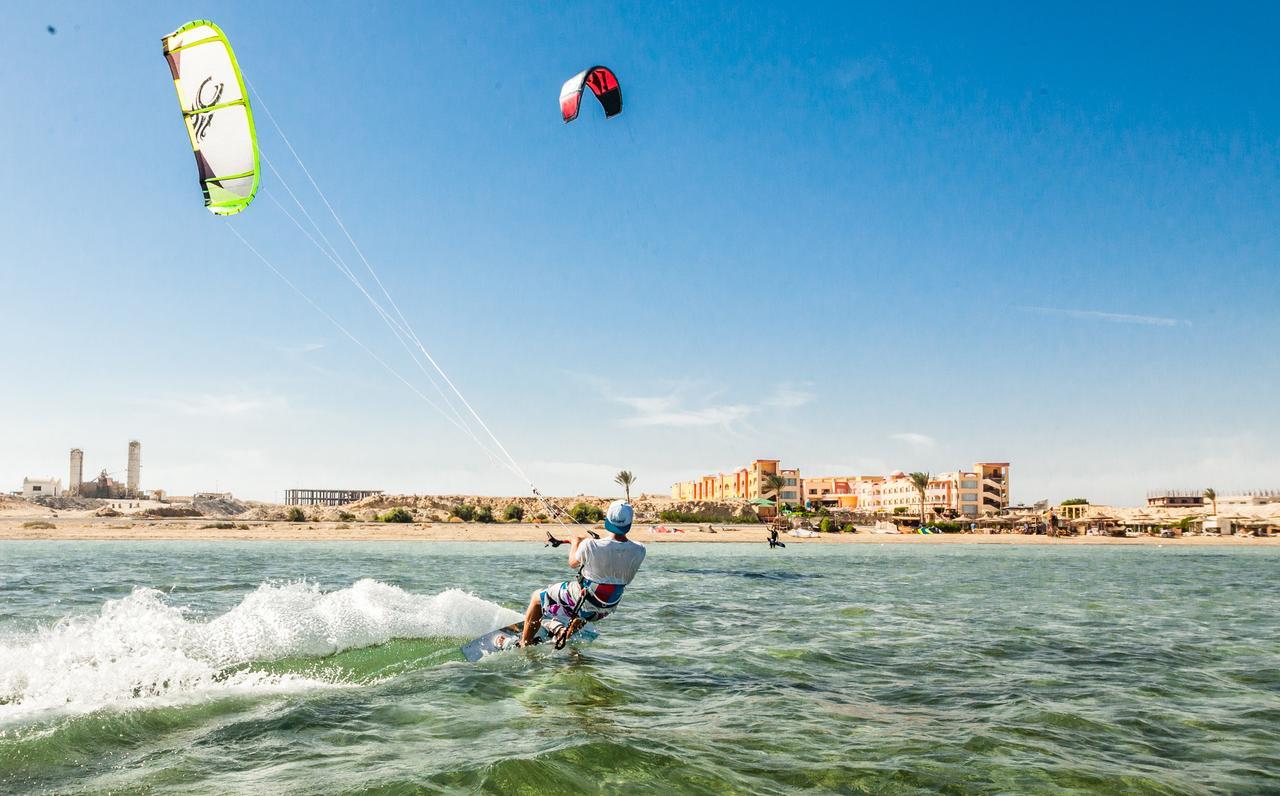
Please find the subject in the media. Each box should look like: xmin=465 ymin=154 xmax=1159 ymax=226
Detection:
xmin=285 ymin=489 xmax=383 ymax=507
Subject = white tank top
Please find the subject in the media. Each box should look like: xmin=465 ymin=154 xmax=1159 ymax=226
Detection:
xmin=578 ymin=538 xmax=647 ymax=585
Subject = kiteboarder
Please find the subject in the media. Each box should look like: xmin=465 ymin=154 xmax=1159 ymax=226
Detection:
xmin=518 ymin=500 xmax=646 ymax=649
xmin=767 ymin=528 xmax=786 ymax=548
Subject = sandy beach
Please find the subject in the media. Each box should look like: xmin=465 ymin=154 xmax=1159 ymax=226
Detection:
xmin=3 ymin=517 xmax=1277 ymax=544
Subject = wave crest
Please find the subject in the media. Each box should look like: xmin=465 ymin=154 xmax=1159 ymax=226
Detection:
xmin=0 ymin=579 xmax=517 ymax=727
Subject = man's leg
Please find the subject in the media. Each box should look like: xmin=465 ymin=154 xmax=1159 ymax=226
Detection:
xmin=520 ymin=591 xmax=543 ymax=647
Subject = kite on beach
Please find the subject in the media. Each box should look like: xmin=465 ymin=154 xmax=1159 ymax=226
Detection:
xmin=559 ymin=66 xmax=622 ymax=123
xmin=161 ymin=20 xmax=259 ymax=214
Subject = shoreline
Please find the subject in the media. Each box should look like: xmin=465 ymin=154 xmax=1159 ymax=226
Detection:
xmin=2 ymin=520 xmax=1277 ymax=544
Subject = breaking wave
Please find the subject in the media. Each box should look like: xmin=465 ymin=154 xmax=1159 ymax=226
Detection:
xmin=0 ymin=579 xmax=518 ymax=727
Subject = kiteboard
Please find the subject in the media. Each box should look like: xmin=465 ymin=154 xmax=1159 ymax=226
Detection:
xmin=461 ymin=621 xmax=599 ymax=662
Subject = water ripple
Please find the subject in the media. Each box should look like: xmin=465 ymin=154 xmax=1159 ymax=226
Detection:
xmin=0 ymin=542 xmax=1278 ymax=794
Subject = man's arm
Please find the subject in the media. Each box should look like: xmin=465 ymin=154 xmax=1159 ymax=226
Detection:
xmin=568 ymin=532 xmax=591 ymax=569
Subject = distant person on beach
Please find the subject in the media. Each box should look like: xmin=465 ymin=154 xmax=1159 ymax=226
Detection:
xmin=767 ymin=528 xmax=786 ymax=548
xmin=520 ymin=500 xmax=646 ymax=648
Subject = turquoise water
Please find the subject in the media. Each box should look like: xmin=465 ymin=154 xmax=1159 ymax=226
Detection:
xmin=1 ymin=542 xmax=1278 ymax=794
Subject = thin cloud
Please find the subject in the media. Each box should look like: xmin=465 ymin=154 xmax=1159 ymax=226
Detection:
xmin=1020 ymin=306 xmax=1191 ymax=328
xmin=890 ymin=432 xmax=935 ymax=449
xmin=280 ymin=342 xmax=325 ymax=354
xmin=611 ymin=382 xmax=814 ymax=429
xmin=619 ymin=401 xmax=754 ymax=428
xmin=154 ymin=392 xmax=287 ymax=418
xmin=763 ymin=383 xmax=816 ymax=409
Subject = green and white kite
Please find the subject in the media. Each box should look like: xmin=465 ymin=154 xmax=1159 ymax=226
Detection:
xmin=162 ymin=20 xmax=259 ymax=215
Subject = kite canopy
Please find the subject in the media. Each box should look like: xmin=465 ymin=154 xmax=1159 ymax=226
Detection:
xmin=559 ymin=66 xmax=622 ymax=123
xmin=162 ymin=20 xmax=259 ymax=215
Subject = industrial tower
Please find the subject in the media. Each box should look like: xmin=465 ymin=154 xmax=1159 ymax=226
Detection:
xmin=127 ymin=440 xmax=141 ymax=496
xmin=69 ymin=448 xmax=84 ymax=496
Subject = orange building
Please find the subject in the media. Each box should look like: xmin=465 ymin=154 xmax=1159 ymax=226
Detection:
xmin=671 ymin=459 xmax=802 ymax=507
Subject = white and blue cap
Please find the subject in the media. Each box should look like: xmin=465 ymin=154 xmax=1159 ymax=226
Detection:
xmin=604 ymin=500 xmax=634 ymax=535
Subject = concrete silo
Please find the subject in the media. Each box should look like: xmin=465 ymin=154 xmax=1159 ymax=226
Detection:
xmin=69 ymin=448 xmax=84 ymax=495
xmin=127 ymin=440 xmax=141 ymax=496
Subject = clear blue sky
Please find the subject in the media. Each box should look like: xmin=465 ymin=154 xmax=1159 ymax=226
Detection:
xmin=2 ymin=2 xmax=1278 ymax=504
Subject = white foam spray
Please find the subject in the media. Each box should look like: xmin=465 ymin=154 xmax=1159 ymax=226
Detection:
xmin=0 ymin=579 xmax=518 ymax=728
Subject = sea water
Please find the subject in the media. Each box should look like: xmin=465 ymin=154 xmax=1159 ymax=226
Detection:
xmin=1 ymin=542 xmax=1277 ymax=794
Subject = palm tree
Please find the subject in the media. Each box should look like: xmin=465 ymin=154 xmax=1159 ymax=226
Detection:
xmin=763 ymin=473 xmax=787 ymax=514
xmin=908 ymin=472 xmax=931 ymax=526
xmin=614 ymin=471 xmax=636 ymax=503
xmin=1204 ymin=487 xmax=1218 ymax=516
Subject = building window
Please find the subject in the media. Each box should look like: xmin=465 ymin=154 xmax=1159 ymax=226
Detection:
xmin=962 ymin=493 xmax=977 ymax=503
xmin=32 ymin=485 xmax=42 ymax=492
xmin=781 ymin=491 xmax=797 ymax=500
xmin=785 ymin=478 xmax=797 ymax=486
xmin=961 ymin=480 xmax=978 ymax=489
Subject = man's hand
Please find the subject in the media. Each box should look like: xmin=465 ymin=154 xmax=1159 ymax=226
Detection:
xmin=569 ymin=531 xmax=590 ymax=568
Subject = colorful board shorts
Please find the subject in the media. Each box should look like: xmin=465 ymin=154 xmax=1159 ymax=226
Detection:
xmin=538 ymin=579 xmax=624 ymax=626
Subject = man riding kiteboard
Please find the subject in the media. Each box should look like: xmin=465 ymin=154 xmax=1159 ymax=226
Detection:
xmin=518 ymin=500 xmax=646 ymax=649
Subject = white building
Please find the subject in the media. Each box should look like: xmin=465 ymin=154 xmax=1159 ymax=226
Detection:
xmin=22 ymin=477 xmax=63 ymax=499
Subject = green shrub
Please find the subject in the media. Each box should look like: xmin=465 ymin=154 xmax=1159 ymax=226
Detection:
xmin=337 ymin=510 xmax=356 ymax=522
xmin=475 ymin=506 xmax=495 ymax=523
xmin=504 ymin=504 xmax=525 ymax=522
xmin=658 ymin=509 xmax=762 ymax=524
xmin=841 ymin=523 xmax=855 ymax=533
xmin=535 ymin=512 xmax=548 ymax=521
xmin=451 ymin=504 xmax=476 ymax=522
xmin=286 ymin=507 xmax=306 ymax=523
xmin=819 ymin=517 xmax=832 ymax=533
xmin=893 ymin=507 xmax=908 ymax=515
xmin=21 ymin=521 xmax=55 ymax=530
xmin=379 ymin=507 xmax=414 ymax=523
xmin=201 ymin=522 xmax=238 ymax=529
xmin=570 ymin=503 xmax=605 ymax=523
xmin=1061 ymin=498 xmax=1089 ymax=506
